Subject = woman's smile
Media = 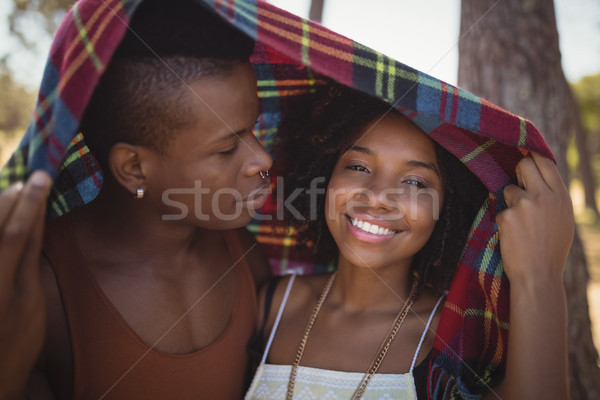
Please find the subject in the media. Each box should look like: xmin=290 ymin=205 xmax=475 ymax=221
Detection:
xmin=346 ymin=215 xmax=399 ymax=243
xmin=325 ymin=112 xmax=443 ymax=270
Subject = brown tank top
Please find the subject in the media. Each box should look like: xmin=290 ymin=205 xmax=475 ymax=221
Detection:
xmin=43 ymin=215 xmax=258 ymax=399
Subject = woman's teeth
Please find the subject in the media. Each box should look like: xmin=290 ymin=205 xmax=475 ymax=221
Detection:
xmin=350 ymin=217 xmax=396 ymax=236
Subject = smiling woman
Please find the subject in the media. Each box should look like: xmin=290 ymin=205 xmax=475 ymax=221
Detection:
xmin=246 ymin=83 xmax=489 ymax=399
xmin=247 ymin=77 xmax=573 ymax=399
xmin=272 ymin=83 xmax=487 ymax=292
xmin=326 ymin=113 xmax=445 ymax=276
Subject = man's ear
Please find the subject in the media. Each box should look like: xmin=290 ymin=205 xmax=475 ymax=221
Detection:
xmin=108 ymin=143 xmax=152 ymax=197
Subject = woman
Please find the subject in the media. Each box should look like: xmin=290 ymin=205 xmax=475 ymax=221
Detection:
xmin=247 ymin=85 xmax=572 ymax=399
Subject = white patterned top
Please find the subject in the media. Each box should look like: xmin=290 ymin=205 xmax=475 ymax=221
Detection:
xmin=247 ymin=363 xmax=418 ymax=400
xmin=245 ymin=274 xmax=446 ymax=400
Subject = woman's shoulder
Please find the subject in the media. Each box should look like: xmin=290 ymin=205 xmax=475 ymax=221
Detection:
xmin=405 ymin=286 xmax=446 ymax=349
xmin=257 ymin=273 xmax=333 ymax=334
xmin=272 ymin=273 xmax=332 ymax=312
xmin=281 ymin=272 xmax=332 ymax=304
xmin=413 ymin=286 xmax=446 ymax=315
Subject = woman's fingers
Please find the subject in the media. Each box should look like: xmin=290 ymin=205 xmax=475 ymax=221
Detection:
xmin=529 ymin=151 xmax=567 ymax=193
xmin=514 ymin=156 xmax=544 ymax=193
xmin=502 ymin=183 xmax=524 ymax=209
xmin=499 ymin=154 xmax=574 ymax=282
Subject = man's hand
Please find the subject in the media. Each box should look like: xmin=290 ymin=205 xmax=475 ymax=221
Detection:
xmin=0 ymin=171 xmax=52 ymax=399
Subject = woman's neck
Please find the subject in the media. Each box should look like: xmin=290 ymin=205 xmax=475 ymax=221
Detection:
xmin=328 ymin=258 xmax=415 ymax=313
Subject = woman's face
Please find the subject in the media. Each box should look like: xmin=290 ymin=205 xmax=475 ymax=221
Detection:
xmin=325 ymin=112 xmax=444 ymax=271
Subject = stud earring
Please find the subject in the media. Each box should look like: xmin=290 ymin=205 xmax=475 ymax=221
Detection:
xmin=135 ymin=187 xmax=145 ymax=199
xmin=259 ymin=170 xmax=270 ymax=179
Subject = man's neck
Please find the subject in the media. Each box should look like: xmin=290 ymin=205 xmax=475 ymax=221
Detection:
xmin=70 ymin=182 xmax=221 ymax=274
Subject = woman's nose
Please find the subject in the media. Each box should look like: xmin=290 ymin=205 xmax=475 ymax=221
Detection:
xmin=353 ymin=179 xmax=405 ymax=213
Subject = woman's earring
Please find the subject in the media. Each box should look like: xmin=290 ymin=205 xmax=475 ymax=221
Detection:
xmin=259 ymin=170 xmax=270 ymax=179
xmin=135 ymin=187 xmax=145 ymax=199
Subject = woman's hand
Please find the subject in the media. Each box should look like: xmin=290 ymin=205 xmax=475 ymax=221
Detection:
xmin=0 ymin=171 xmax=52 ymax=400
xmin=491 ymin=152 xmax=573 ymax=400
xmin=497 ymin=152 xmax=574 ymax=285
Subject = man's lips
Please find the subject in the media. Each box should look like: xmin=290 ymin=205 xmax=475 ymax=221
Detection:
xmin=240 ymin=184 xmax=271 ymax=209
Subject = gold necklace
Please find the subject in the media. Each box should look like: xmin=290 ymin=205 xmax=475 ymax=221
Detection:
xmin=286 ymin=272 xmax=419 ymax=399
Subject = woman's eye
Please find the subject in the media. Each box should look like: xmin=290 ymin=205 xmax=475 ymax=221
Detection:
xmin=404 ymin=178 xmax=426 ymax=189
xmin=346 ymin=164 xmax=370 ymax=173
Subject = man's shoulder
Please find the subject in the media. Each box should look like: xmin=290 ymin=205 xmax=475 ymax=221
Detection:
xmin=230 ymin=227 xmax=272 ymax=289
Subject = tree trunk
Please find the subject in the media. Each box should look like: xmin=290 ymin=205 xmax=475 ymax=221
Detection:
xmin=458 ymin=1 xmax=600 ymax=399
xmin=309 ymin=0 xmax=325 ymax=23
xmin=571 ymin=91 xmax=599 ymax=215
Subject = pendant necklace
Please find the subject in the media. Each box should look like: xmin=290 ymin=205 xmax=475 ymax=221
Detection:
xmin=286 ymin=272 xmax=419 ymax=399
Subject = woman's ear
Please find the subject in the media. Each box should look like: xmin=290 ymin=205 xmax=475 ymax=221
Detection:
xmin=108 ymin=143 xmax=151 ymax=197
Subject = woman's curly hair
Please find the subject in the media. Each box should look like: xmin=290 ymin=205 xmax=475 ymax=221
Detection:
xmin=274 ymin=82 xmax=488 ymax=293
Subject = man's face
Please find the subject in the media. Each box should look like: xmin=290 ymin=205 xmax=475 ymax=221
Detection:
xmin=148 ymin=62 xmax=273 ymax=229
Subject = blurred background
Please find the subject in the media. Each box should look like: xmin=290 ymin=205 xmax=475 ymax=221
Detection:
xmin=1 ymin=0 xmax=599 ymax=397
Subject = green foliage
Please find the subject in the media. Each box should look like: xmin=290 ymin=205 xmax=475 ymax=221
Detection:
xmin=572 ymin=73 xmax=600 ymax=135
xmin=568 ymin=136 xmax=579 ymax=176
xmin=570 ymin=73 xmax=600 ymax=189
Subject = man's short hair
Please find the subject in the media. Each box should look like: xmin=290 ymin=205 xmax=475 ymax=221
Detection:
xmin=80 ymin=0 xmax=255 ymax=170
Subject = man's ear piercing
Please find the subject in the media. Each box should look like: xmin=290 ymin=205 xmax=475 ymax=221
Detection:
xmin=135 ymin=187 xmax=145 ymax=199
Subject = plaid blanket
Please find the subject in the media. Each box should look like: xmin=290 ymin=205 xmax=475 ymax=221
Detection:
xmin=0 ymin=0 xmax=555 ymax=398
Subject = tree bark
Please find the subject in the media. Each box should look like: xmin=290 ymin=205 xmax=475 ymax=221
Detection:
xmin=571 ymin=91 xmax=599 ymax=215
xmin=458 ymin=1 xmax=600 ymax=399
xmin=309 ymin=0 xmax=325 ymax=23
